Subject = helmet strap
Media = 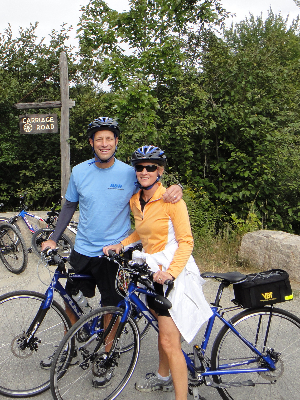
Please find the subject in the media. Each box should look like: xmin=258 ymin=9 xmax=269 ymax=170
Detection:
xmin=88 ymin=137 xmax=117 ymax=165
xmin=135 ymin=175 xmax=161 ymax=190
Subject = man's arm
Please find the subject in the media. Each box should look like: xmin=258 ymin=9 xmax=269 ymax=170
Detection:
xmin=41 ymin=200 xmax=78 ymax=250
xmin=163 ymin=184 xmax=183 ymax=204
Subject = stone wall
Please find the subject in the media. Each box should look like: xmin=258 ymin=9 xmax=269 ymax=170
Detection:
xmin=238 ymin=230 xmax=300 ymax=282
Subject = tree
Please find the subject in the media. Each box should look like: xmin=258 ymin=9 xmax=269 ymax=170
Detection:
xmin=191 ymin=12 xmax=300 ymax=231
xmin=0 ymin=23 xmax=78 ymax=208
xmin=77 ymin=0 xmax=228 ymax=156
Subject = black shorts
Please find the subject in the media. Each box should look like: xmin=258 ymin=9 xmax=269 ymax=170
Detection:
xmin=65 ymin=249 xmax=123 ymax=307
xmin=147 ymin=282 xmax=171 ymax=317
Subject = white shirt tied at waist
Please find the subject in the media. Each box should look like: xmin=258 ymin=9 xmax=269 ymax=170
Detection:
xmin=131 ymin=244 xmax=213 ymax=343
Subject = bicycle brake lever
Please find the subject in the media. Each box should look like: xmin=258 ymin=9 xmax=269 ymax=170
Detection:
xmin=164 ymin=280 xmax=174 ymax=298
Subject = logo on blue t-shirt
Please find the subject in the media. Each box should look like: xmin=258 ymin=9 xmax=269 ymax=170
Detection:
xmin=109 ymin=183 xmax=123 ymax=189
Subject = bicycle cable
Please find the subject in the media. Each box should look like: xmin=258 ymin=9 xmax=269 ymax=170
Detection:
xmin=36 ymin=257 xmax=54 ymax=287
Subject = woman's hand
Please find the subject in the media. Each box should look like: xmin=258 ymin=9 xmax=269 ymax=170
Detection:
xmin=153 ymin=270 xmax=174 ymax=285
xmin=163 ymin=184 xmax=183 ymax=204
xmin=103 ymin=243 xmax=123 ymax=256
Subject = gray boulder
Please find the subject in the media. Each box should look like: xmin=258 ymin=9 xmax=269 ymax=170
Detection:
xmin=238 ymin=230 xmax=300 ymax=282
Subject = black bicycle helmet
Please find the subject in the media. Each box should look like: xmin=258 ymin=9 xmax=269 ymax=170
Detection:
xmin=131 ymin=145 xmax=167 ymax=167
xmin=86 ymin=117 xmax=120 ymax=139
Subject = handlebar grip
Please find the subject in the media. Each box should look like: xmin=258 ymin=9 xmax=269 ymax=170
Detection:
xmin=107 ymin=249 xmax=116 ymax=257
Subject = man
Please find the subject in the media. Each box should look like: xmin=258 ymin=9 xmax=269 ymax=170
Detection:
xmin=41 ymin=117 xmax=182 ymax=383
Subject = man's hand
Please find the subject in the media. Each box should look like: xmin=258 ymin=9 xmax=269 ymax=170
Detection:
xmin=163 ymin=184 xmax=183 ymax=204
xmin=41 ymin=239 xmax=57 ymax=251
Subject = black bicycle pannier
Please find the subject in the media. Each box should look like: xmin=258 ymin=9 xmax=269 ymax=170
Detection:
xmin=233 ymin=269 xmax=293 ymax=308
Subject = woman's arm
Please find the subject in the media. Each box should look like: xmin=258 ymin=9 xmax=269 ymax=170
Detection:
xmin=103 ymin=229 xmax=141 ymax=255
xmin=165 ymin=200 xmax=194 ymax=279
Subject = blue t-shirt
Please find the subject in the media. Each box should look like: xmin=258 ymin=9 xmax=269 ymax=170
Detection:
xmin=65 ymin=158 xmax=137 ymax=257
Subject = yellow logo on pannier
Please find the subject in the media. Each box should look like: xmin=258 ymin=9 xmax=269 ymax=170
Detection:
xmin=261 ymin=292 xmax=276 ymax=301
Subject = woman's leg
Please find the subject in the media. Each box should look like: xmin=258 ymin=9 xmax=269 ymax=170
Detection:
xmin=158 ymin=315 xmax=188 ymax=400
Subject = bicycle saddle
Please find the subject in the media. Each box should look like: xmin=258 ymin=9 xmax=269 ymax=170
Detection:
xmin=201 ymin=271 xmax=247 ymax=283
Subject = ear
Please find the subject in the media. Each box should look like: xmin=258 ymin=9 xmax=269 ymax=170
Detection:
xmin=158 ymin=166 xmax=164 ymax=175
xmin=89 ymin=137 xmax=94 ymax=147
xmin=115 ymin=137 xmax=119 ymax=147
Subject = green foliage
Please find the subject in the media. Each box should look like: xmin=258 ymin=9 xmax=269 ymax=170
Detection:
xmin=78 ymin=0 xmax=227 ymax=89
xmin=0 ymin=23 xmax=78 ymax=208
xmin=187 ymin=12 xmax=300 ymax=233
xmin=2 ymin=2 xmax=300 ymax=239
xmin=182 ymin=186 xmax=221 ymax=239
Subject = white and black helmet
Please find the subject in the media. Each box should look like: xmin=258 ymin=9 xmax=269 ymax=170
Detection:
xmin=86 ymin=117 xmax=120 ymax=139
xmin=131 ymin=145 xmax=167 ymax=167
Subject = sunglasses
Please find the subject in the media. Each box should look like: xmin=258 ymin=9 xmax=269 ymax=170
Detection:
xmin=135 ymin=164 xmax=158 ymax=173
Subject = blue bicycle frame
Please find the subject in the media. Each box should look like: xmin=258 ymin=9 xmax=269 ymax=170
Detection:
xmin=25 ymin=269 xmax=94 ymax=344
xmin=115 ymin=280 xmax=274 ymax=381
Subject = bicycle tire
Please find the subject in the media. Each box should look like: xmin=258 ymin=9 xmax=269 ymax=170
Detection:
xmin=0 ymin=290 xmax=72 ymax=397
xmin=0 ymin=223 xmax=28 ymax=274
xmin=31 ymin=228 xmax=73 ymax=259
xmin=50 ymin=306 xmax=140 ymax=400
xmin=211 ymin=307 xmax=300 ymax=400
xmin=121 ymin=303 xmax=150 ymax=352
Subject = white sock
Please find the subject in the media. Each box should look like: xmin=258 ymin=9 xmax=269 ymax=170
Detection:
xmin=156 ymin=372 xmax=171 ymax=381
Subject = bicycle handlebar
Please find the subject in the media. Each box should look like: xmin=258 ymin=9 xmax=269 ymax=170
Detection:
xmin=106 ymin=249 xmax=174 ymax=297
xmin=42 ymin=248 xmax=67 ymax=273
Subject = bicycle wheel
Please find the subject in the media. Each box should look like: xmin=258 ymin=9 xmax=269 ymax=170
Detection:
xmin=51 ymin=306 xmax=140 ymax=400
xmin=0 ymin=290 xmax=72 ymax=397
xmin=32 ymin=228 xmax=73 ymax=259
xmin=211 ymin=307 xmax=300 ymax=400
xmin=121 ymin=303 xmax=150 ymax=352
xmin=0 ymin=223 xmax=28 ymax=274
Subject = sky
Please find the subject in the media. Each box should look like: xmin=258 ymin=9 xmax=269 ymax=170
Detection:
xmin=0 ymin=0 xmax=299 ymax=48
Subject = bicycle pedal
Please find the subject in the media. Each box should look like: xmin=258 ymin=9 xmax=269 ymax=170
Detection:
xmin=208 ymin=379 xmax=255 ymax=388
xmin=191 ymin=386 xmax=207 ymax=400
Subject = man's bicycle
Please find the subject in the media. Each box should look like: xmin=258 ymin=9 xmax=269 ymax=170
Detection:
xmin=0 ymin=247 xmax=149 ymax=398
xmin=50 ymin=251 xmax=300 ymax=400
xmin=0 ymin=222 xmax=28 ymax=273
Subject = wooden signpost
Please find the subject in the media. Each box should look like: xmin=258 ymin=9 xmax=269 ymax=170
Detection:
xmin=14 ymin=51 xmax=75 ymax=200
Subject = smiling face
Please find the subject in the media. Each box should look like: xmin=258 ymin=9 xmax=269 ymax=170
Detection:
xmin=135 ymin=162 xmax=164 ymax=188
xmin=89 ymin=129 xmax=118 ymax=167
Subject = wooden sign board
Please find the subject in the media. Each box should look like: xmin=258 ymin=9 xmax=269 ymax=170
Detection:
xmin=19 ymin=114 xmax=58 ymax=134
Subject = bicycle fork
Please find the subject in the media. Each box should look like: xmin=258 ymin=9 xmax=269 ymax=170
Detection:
xmin=18 ymin=305 xmax=48 ymax=352
xmin=18 ymin=276 xmax=58 ymax=353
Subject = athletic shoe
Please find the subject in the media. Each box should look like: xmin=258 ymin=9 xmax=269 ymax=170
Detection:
xmin=135 ymin=372 xmax=174 ymax=392
xmin=40 ymin=346 xmax=77 ymax=369
xmin=92 ymin=365 xmax=115 ymax=388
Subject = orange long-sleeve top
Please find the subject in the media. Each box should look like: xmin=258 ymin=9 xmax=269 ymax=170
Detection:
xmin=121 ymin=183 xmax=194 ymax=278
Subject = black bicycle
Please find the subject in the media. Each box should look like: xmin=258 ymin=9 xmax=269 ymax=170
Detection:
xmin=0 ymin=222 xmax=28 ymax=273
xmin=0 ymin=194 xmax=74 ymax=259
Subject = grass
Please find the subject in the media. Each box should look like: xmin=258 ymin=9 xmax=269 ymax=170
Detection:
xmin=193 ymin=232 xmax=257 ymax=275
xmin=193 ymin=231 xmax=300 ymax=293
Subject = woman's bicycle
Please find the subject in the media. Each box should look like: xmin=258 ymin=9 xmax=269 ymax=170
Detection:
xmin=0 ymin=222 xmax=28 ymax=273
xmin=50 ymin=251 xmax=300 ymax=400
xmin=0 ymin=193 xmax=75 ymax=260
xmin=0 ymin=246 xmax=149 ymax=398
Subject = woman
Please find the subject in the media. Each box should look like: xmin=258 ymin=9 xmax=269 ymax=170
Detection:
xmin=103 ymin=145 xmax=212 ymax=400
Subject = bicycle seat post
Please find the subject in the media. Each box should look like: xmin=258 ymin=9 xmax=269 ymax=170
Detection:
xmin=212 ymin=281 xmax=229 ymax=307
